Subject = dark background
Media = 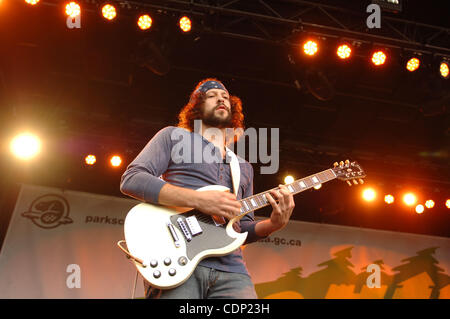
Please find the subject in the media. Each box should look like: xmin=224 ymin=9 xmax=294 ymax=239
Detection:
xmin=0 ymin=0 xmax=449 ymax=248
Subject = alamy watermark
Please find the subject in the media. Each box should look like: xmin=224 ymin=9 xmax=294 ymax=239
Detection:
xmin=171 ymin=120 xmax=279 ymax=174
xmin=66 ymin=264 xmax=81 ymax=289
xmin=366 ymin=263 xmax=381 ymax=288
xmin=366 ymin=4 xmax=381 ymax=29
xmin=66 ymin=16 xmax=81 ymax=29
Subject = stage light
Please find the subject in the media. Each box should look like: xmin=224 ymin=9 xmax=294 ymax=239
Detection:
xmin=101 ymin=3 xmax=117 ymax=21
xmin=25 ymin=0 xmax=40 ymax=5
xmin=406 ymin=57 xmax=420 ymax=72
xmin=362 ymin=188 xmax=376 ymax=202
xmin=415 ymin=204 xmax=424 ymax=214
xmin=110 ymin=155 xmax=122 ymax=167
xmin=440 ymin=61 xmax=449 ymax=79
xmin=85 ymin=155 xmax=96 ymax=165
xmin=337 ymin=44 xmax=352 ymax=59
xmin=425 ymin=200 xmax=435 ymax=209
xmin=446 ymin=199 xmax=450 ymax=209
xmin=303 ymin=40 xmax=318 ymax=56
xmin=10 ymin=132 xmax=41 ymax=161
xmin=314 ymin=184 xmax=322 ymax=190
xmin=403 ymin=193 xmax=417 ymax=206
xmin=65 ymin=2 xmax=81 ymax=18
xmin=371 ymin=50 xmax=387 ymax=66
xmin=284 ymin=175 xmax=294 ymax=184
xmin=384 ymin=194 xmax=394 ymax=204
xmin=179 ymin=16 xmax=192 ymax=33
xmin=137 ymin=14 xmax=152 ymax=30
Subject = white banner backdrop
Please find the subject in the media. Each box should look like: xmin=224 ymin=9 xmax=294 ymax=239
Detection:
xmin=0 ymin=184 xmax=143 ymax=298
xmin=0 ymin=184 xmax=449 ymax=298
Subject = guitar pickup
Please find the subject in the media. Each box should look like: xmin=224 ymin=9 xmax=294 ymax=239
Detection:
xmin=185 ymin=216 xmax=203 ymax=236
xmin=177 ymin=217 xmax=192 ymax=242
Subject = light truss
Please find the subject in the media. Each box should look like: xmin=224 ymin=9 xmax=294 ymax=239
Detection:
xmin=38 ymin=0 xmax=450 ymax=54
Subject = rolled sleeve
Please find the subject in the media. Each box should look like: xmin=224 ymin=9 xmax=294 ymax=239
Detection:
xmin=120 ymin=126 xmax=175 ymax=204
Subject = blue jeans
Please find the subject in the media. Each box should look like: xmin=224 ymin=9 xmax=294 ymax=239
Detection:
xmin=144 ymin=265 xmax=258 ymax=299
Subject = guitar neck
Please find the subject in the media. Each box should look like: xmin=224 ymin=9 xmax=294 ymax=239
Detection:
xmin=238 ymin=168 xmax=337 ymax=216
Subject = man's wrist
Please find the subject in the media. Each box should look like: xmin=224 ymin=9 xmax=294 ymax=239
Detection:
xmin=254 ymin=219 xmax=280 ymax=238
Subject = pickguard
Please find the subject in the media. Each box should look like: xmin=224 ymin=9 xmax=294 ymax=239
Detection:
xmin=170 ymin=210 xmax=235 ymax=260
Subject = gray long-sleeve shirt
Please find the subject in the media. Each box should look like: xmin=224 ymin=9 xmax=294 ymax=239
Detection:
xmin=120 ymin=126 xmax=264 ymax=275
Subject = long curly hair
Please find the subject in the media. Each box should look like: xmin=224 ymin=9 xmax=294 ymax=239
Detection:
xmin=177 ymin=78 xmax=245 ymax=137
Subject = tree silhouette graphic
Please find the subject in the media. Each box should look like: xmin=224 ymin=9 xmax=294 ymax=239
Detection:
xmin=254 ymin=246 xmax=450 ymax=299
xmin=301 ymin=246 xmax=357 ymax=298
xmin=384 ymin=247 xmax=450 ymax=299
xmin=255 ymin=267 xmax=304 ymax=298
xmin=255 ymin=247 xmax=357 ymax=298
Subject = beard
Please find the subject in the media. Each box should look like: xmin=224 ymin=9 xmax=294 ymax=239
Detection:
xmin=201 ymin=105 xmax=233 ymax=128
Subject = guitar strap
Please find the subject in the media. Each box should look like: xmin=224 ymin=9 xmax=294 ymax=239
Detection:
xmin=225 ymin=147 xmax=240 ymax=197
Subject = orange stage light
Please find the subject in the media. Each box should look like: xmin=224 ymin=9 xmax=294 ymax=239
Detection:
xmin=10 ymin=132 xmax=41 ymax=161
xmin=371 ymin=50 xmax=387 ymax=66
xmin=362 ymin=188 xmax=376 ymax=202
xmin=415 ymin=204 xmax=424 ymax=214
xmin=337 ymin=44 xmax=352 ymax=59
xmin=85 ymin=155 xmax=96 ymax=165
xmin=284 ymin=175 xmax=294 ymax=184
xmin=425 ymin=200 xmax=435 ymax=209
xmin=102 ymin=4 xmax=117 ymax=20
xmin=303 ymin=40 xmax=318 ymax=56
xmin=65 ymin=2 xmax=81 ymax=18
xmin=25 ymin=0 xmax=40 ymax=5
xmin=138 ymin=14 xmax=152 ymax=30
xmin=384 ymin=194 xmax=394 ymax=204
xmin=110 ymin=155 xmax=122 ymax=167
xmin=179 ymin=16 xmax=192 ymax=32
xmin=440 ymin=62 xmax=449 ymax=79
xmin=403 ymin=193 xmax=417 ymax=206
xmin=406 ymin=57 xmax=420 ymax=72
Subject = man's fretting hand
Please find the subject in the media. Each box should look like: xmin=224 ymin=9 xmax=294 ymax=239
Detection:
xmin=265 ymin=184 xmax=295 ymax=231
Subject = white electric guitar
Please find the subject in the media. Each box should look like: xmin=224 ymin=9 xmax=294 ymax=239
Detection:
xmin=120 ymin=160 xmax=366 ymax=289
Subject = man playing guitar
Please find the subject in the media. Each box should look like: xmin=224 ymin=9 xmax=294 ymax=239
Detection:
xmin=120 ymin=78 xmax=295 ymax=299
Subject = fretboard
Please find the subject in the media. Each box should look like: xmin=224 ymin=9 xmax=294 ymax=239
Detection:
xmin=238 ymin=168 xmax=337 ymax=215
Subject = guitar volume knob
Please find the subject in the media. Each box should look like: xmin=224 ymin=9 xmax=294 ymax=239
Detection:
xmin=168 ymin=268 xmax=176 ymax=276
xmin=164 ymin=258 xmax=171 ymax=266
xmin=178 ymin=256 xmax=188 ymax=266
xmin=153 ymin=270 xmax=161 ymax=279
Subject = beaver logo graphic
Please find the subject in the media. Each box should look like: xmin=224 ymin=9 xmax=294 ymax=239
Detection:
xmin=22 ymin=194 xmax=73 ymax=229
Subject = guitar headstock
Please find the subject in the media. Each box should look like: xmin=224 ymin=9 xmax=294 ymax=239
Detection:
xmin=331 ymin=160 xmax=366 ymax=186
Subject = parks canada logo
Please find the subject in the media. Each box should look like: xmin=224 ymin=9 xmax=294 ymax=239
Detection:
xmin=21 ymin=194 xmax=73 ymax=229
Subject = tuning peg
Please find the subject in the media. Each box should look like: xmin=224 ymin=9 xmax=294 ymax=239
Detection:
xmin=346 ymin=180 xmax=352 ymax=186
xmin=353 ymin=179 xmax=358 ymax=185
xmin=339 ymin=161 xmax=344 ymax=167
xmin=359 ymin=179 xmax=364 ymax=184
xmin=333 ymin=162 xmax=339 ymax=168
xmin=345 ymin=159 xmax=350 ymax=166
